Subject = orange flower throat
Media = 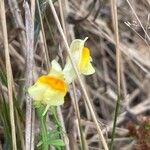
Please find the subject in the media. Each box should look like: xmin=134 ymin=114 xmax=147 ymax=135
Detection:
xmin=37 ymin=75 xmax=67 ymax=93
xmin=78 ymin=47 xmax=90 ymax=69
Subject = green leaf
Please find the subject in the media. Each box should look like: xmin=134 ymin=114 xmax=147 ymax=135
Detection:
xmin=47 ymin=139 xmax=65 ymax=147
xmin=37 ymin=140 xmax=43 ymax=147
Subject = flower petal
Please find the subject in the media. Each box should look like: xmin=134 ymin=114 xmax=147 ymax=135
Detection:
xmin=80 ymin=62 xmax=95 ymax=75
xmin=37 ymin=75 xmax=67 ymax=93
xmin=63 ymin=38 xmax=88 ymax=83
xmin=70 ymin=38 xmax=88 ymax=61
xmin=28 ymin=83 xmax=48 ymax=101
xmin=51 ymin=59 xmax=62 ymax=71
xmin=78 ymin=47 xmax=90 ymax=70
xmin=63 ymin=59 xmax=76 ymax=84
xmin=28 ymin=74 xmax=67 ymax=106
xmin=78 ymin=47 xmax=95 ymax=75
xmin=43 ymin=88 xmax=65 ymax=106
xmin=48 ymin=60 xmax=64 ymax=80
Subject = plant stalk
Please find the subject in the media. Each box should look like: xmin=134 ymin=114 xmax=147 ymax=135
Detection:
xmin=37 ymin=107 xmax=49 ymax=150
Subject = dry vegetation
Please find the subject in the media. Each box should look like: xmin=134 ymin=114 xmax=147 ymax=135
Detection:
xmin=0 ymin=0 xmax=150 ymax=150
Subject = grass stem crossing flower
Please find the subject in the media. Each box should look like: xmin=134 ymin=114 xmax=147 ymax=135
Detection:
xmin=63 ymin=38 xmax=95 ymax=84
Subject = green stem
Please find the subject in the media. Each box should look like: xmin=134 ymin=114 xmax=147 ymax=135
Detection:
xmin=109 ymin=95 xmax=120 ymax=150
xmin=37 ymin=106 xmax=49 ymax=150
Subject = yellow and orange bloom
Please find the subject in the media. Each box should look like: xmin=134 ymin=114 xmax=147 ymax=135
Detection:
xmin=63 ymin=38 xmax=95 ymax=84
xmin=28 ymin=38 xmax=95 ymax=111
xmin=28 ymin=60 xmax=67 ymax=107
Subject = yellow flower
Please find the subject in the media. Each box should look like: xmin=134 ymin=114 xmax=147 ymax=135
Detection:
xmin=28 ymin=60 xmax=67 ymax=107
xmin=63 ymin=38 xmax=95 ymax=84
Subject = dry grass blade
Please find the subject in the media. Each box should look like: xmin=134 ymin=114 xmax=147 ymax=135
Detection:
xmin=55 ymin=3 xmax=71 ymax=147
xmin=31 ymin=0 xmax=36 ymax=20
xmin=24 ymin=2 xmax=34 ymax=150
xmin=71 ymin=82 xmax=88 ymax=150
xmin=110 ymin=0 xmax=121 ymax=149
xmin=0 ymin=0 xmax=17 ymax=149
xmin=126 ymin=0 xmax=150 ymax=42
xmin=36 ymin=0 xmax=50 ymax=70
xmin=30 ymin=3 xmax=36 ymax=150
xmin=58 ymin=0 xmax=67 ymax=37
xmin=48 ymin=1 xmax=109 ymax=150
xmin=57 ymin=106 xmax=70 ymax=150
xmin=111 ymin=0 xmax=121 ymax=96
xmin=7 ymin=0 xmax=26 ymax=57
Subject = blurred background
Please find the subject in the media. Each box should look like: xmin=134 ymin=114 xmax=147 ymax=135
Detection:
xmin=0 ymin=0 xmax=150 ymax=149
